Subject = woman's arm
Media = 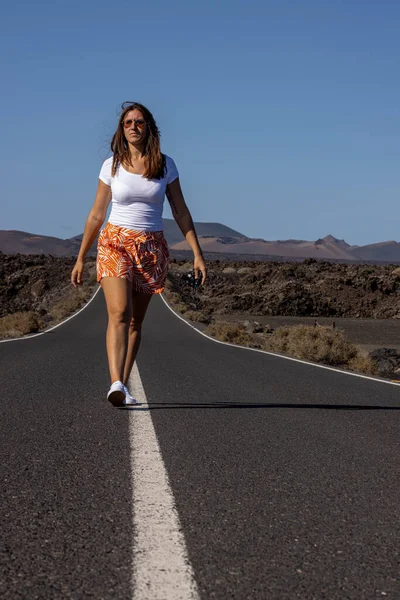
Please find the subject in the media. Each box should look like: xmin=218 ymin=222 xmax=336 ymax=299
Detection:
xmin=71 ymin=180 xmax=112 ymax=287
xmin=166 ymin=178 xmax=207 ymax=284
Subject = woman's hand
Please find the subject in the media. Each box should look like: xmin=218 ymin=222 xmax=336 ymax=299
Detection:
xmin=71 ymin=259 xmax=84 ymax=288
xmin=194 ymin=254 xmax=207 ymax=285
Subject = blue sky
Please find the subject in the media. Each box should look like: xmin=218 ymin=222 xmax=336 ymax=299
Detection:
xmin=1 ymin=0 xmax=399 ymax=246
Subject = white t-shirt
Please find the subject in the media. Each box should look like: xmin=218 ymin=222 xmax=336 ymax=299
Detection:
xmin=99 ymin=154 xmax=179 ymax=231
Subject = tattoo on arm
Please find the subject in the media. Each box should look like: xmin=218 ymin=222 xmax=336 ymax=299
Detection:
xmin=166 ymin=189 xmax=180 ymax=217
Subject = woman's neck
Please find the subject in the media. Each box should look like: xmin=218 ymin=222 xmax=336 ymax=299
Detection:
xmin=128 ymin=142 xmax=145 ymax=161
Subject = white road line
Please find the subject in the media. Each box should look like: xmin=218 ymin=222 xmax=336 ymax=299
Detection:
xmin=160 ymin=294 xmax=400 ymax=388
xmin=0 ymin=286 xmax=102 ymax=344
xmin=128 ymin=363 xmax=200 ymax=600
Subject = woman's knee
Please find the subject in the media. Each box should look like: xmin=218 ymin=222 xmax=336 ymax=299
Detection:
xmin=129 ymin=316 xmax=143 ymax=332
xmin=108 ymin=306 xmax=132 ymax=325
xmin=101 ymin=278 xmax=133 ymax=324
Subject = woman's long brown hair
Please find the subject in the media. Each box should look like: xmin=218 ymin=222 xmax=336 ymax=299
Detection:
xmin=110 ymin=102 xmax=166 ymax=179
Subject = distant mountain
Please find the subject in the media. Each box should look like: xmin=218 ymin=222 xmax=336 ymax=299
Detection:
xmin=172 ymin=234 xmax=358 ymax=261
xmin=348 ymin=241 xmax=400 ymax=262
xmin=162 ymin=220 xmax=246 ymax=247
xmin=0 ymin=230 xmax=85 ymax=257
xmin=0 ymin=225 xmax=399 ymax=264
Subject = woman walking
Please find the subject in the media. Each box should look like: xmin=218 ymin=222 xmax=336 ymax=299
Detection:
xmin=71 ymin=102 xmax=207 ymax=406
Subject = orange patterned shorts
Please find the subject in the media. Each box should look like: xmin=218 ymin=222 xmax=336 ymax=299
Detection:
xmin=96 ymin=222 xmax=169 ymax=294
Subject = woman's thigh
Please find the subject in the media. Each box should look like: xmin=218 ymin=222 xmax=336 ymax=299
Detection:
xmin=101 ymin=277 xmax=133 ymax=319
xmin=131 ymin=290 xmax=153 ymax=326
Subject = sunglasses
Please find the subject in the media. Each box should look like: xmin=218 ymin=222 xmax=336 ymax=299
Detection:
xmin=123 ymin=118 xmax=146 ymax=129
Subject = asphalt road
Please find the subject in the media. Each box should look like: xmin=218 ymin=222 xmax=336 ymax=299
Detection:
xmin=1 ymin=291 xmax=399 ymax=599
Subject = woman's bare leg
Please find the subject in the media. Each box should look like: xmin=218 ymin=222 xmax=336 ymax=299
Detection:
xmin=100 ymin=277 xmax=133 ymax=383
xmin=123 ymin=291 xmax=153 ymax=385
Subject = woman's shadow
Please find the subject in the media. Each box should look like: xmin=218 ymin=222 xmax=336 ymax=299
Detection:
xmin=120 ymin=400 xmax=400 ymax=411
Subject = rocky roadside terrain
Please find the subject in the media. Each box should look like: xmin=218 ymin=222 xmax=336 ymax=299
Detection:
xmin=0 ymin=253 xmax=97 ymax=337
xmin=168 ymin=258 xmax=400 ymax=319
xmin=165 ymin=259 xmax=400 ymax=380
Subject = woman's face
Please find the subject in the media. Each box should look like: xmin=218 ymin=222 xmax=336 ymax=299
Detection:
xmin=122 ymin=109 xmax=148 ymax=146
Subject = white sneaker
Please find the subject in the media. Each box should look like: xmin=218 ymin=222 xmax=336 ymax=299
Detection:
xmin=123 ymin=384 xmax=137 ymax=406
xmin=107 ymin=380 xmax=126 ymax=407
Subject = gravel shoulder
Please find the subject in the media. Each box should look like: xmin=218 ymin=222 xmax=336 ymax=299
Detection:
xmin=216 ymin=314 xmax=400 ymax=354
